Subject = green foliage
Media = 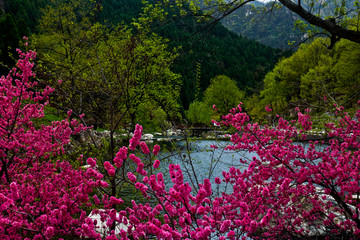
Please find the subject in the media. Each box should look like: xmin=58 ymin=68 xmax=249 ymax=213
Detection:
xmin=96 ymin=0 xmax=284 ymax=109
xmin=31 ymin=0 xmax=181 ymax=132
xmin=99 ymin=0 xmax=143 ymax=25
xmin=251 ymin=37 xmax=360 ymax=120
xmin=32 ymin=106 xmax=64 ymax=127
xmin=0 ymin=0 xmax=283 ymax=113
xmin=135 ymin=101 xmax=168 ymax=132
xmin=187 ymin=101 xmax=212 ymax=124
xmin=245 ymin=93 xmax=267 ymax=121
xmin=203 ymin=75 xmax=245 ymax=115
xmin=332 ymin=40 xmax=360 ymax=105
xmin=0 ymin=0 xmax=48 ymax=74
xmin=159 ymin=16 xmax=282 ymax=109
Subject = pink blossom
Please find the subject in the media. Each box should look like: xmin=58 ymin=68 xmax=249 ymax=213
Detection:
xmin=153 ymin=159 xmax=160 ymax=169
xmin=140 ymin=141 xmax=150 ymax=154
xmin=4 ymin=50 xmax=360 ymax=240
xmin=153 ymin=144 xmax=160 ymax=156
xmin=44 ymin=226 xmax=54 ymax=239
xmin=227 ymin=230 xmax=235 ymax=238
xmin=114 ymin=146 xmax=128 ymax=168
xmin=210 ymin=144 xmax=218 ymax=149
xmin=129 ymin=124 xmax=143 ymax=150
xmin=93 ymin=195 xmax=100 ymax=205
xmin=0 ymin=49 xmax=101 ymax=239
xmin=127 ymin=172 xmax=137 ymax=183
xmin=87 ymin=158 xmax=97 ymax=168
xmin=129 ymin=154 xmax=141 ymax=164
xmin=215 ymin=177 xmax=221 ymax=184
xmin=265 ymin=105 xmax=272 ymax=112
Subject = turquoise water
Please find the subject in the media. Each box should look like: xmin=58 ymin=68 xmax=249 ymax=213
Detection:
xmin=158 ymin=140 xmax=257 ymax=191
xmin=156 ymin=139 xmax=325 ymax=192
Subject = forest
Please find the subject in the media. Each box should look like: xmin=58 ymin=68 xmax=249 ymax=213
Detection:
xmin=1 ymin=0 xmax=360 ymax=239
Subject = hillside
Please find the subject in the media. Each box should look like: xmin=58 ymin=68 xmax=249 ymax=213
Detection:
xmin=221 ymin=1 xmax=305 ymax=49
xmin=0 ymin=0 xmax=284 ymax=110
xmin=0 ymin=0 xmax=48 ymax=73
xmin=99 ymin=0 xmax=285 ymax=109
xmin=219 ymin=0 xmax=357 ymax=50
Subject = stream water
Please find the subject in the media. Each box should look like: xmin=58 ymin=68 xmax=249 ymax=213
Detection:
xmin=155 ymin=139 xmax=326 ymax=192
xmin=157 ymin=139 xmax=257 ymax=190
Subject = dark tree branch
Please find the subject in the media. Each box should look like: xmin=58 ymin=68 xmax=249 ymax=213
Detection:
xmin=278 ymin=0 xmax=360 ymax=45
xmin=191 ymin=0 xmax=360 ymax=47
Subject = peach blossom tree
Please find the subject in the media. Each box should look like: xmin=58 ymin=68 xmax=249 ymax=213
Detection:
xmin=2 ymin=48 xmax=360 ymax=240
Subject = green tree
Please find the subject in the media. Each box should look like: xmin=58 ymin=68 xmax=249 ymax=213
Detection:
xmin=30 ymin=0 xmax=182 ymax=200
xmin=203 ymin=75 xmax=245 ymax=116
xmin=255 ymin=37 xmax=360 ymax=119
xmin=332 ymin=39 xmax=360 ymax=105
xmin=31 ymin=0 xmax=181 ymax=132
xmin=187 ymin=101 xmax=212 ymax=124
xmin=96 ymin=0 xmax=283 ymax=109
xmin=258 ymin=38 xmax=333 ymax=114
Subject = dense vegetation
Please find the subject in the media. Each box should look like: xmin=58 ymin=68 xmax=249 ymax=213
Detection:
xmin=0 ymin=0 xmax=283 ymax=113
xmin=187 ymin=75 xmax=245 ymax=124
xmin=30 ymin=0 xmax=182 ymax=133
xmin=0 ymin=0 xmax=48 ymax=73
xmin=3 ymin=50 xmax=360 ymax=239
xmin=246 ymin=38 xmax=360 ymax=123
xmin=97 ymin=0 xmax=283 ymax=109
xmin=2 ymin=0 xmax=360 ymax=239
xmin=2 ymin=0 xmax=360 ymax=126
xmin=158 ymin=16 xmax=281 ymax=109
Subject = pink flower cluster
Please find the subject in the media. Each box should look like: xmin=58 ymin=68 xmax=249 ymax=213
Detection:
xmin=104 ymin=161 xmax=116 ymax=176
xmin=129 ymin=124 xmax=143 ymax=150
xmin=99 ymin=103 xmax=360 ymax=239
xmin=152 ymin=144 xmax=160 ymax=156
xmin=114 ymin=146 xmax=127 ymax=168
xmin=0 ymin=49 xmax=104 ymax=239
xmin=140 ymin=141 xmax=150 ymax=154
xmin=4 ymin=48 xmax=360 ymax=240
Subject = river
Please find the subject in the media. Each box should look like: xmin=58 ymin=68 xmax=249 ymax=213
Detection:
xmin=154 ymin=139 xmax=326 ymax=192
xmin=156 ymin=139 xmax=258 ymax=191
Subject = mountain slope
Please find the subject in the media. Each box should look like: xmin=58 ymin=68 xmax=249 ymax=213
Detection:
xmin=0 ymin=0 xmax=285 ymax=110
xmin=99 ymin=0 xmax=285 ymax=108
xmin=221 ymin=2 xmax=305 ymax=49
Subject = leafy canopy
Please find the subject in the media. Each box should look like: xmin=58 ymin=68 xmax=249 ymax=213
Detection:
xmin=31 ymin=0 xmax=181 ymax=132
xmin=204 ymin=75 xmax=245 ymax=115
xmin=253 ymin=37 xmax=360 ymax=120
